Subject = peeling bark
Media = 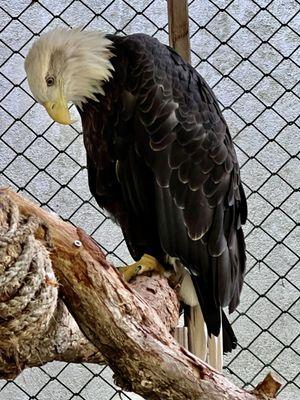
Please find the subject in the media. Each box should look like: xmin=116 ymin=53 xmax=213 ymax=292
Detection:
xmin=0 ymin=188 xmax=281 ymax=400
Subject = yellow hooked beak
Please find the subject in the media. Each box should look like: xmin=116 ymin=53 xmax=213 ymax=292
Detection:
xmin=43 ymin=99 xmax=72 ymax=125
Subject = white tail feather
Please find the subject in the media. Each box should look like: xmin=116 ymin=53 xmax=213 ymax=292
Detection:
xmin=208 ymin=327 xmax=223 ymax=371
xmin=187 ymin=306 xmax=223 ymax=372
xmin=188 ymin=305 xmax=208 ymax=361
xmin=166 ymin=258 xmax=224 ymax=371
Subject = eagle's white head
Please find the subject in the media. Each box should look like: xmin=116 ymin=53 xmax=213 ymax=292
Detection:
xmin=24 ymin=28 xmax=114 ymax=124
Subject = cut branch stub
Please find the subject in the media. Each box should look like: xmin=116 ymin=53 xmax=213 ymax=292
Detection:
xmin=253 ymin=373 xmax=282 ymax=398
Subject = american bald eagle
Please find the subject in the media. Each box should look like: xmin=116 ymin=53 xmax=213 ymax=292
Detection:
xmin=24 ymin=29 xmax=247 ymax=370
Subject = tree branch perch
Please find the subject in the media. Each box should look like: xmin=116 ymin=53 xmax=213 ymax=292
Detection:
xmin=0 ymin=188 xmax=281 ymax=399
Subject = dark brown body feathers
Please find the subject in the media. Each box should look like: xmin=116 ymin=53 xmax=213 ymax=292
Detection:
xmin=78 ymin=34 xmax=247 ymax=351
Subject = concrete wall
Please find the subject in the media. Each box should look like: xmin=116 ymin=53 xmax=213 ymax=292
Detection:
xmin=0 ymin=0 xmax=299 ymax=399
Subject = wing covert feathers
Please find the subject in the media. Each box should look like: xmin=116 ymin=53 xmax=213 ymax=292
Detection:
xmin=81 ymin=33 xmax=247 ymax=340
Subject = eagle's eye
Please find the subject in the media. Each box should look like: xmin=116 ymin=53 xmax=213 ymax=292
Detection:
xmin=46 ymin=76 xmax=55 ymax=87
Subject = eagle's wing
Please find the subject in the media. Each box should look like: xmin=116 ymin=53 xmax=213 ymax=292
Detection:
xmin=122 ymin=34 xmax=247 ymax=336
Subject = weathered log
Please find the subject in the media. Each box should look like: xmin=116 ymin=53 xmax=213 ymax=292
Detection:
xmin=0 ymin=189 xmax=178 ymax=380
xmin=0 ymin=188 xmax=281 ymax=399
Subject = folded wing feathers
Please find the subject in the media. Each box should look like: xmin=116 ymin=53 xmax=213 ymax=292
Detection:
xmin=122 ymin=35 xmax=246 ymax=335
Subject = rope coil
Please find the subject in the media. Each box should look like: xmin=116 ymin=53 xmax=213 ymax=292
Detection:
xmin=0 ymin=197 xmax=58 ymax=344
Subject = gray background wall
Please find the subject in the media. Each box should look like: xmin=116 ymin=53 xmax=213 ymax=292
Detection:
xmin=0 ymin=0 xmax=299 ymax=399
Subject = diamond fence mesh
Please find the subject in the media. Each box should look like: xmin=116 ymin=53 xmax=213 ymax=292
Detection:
xmin=0 ymin=0 xmax=299 ymax=399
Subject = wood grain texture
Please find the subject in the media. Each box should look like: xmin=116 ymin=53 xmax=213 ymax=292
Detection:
xmin=0 ymin=188 xmax=280 ymax=400
xmin=167 ymin=0 xmax=191 ymax=63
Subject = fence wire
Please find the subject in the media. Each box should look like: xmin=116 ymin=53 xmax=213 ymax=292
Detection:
xmin=0 ymin=0 xmax=299 ymax=399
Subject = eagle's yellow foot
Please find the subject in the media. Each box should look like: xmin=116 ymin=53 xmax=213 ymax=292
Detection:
xmin=119 ymin=263 xmax=141 ymax=282
xmin=119 ymin=254 xmax=164 ymax=282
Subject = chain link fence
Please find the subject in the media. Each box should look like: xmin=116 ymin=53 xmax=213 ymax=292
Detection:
xmin=0 ymin=0 xmax=299 ymax=399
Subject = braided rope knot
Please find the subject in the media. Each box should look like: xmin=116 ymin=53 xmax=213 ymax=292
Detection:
xmin=0 ymin=196 xmax=58 ymax=345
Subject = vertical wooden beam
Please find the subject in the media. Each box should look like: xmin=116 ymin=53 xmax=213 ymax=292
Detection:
xmin=167 ymin=2 xmax=208 ymax=362
xmin=167 ymin=0 xmax=191 ymax=63
xmin=167 ymin=0 xmax=191 ymax=351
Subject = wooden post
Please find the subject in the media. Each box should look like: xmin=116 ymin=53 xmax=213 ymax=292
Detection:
xmin=167 ymin=0 xmax=205 ymax=361
xmin=167 ymin=0 xmax=191 ymax=63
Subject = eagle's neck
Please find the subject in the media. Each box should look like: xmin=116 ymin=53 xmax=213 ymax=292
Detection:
xmin=59 ymin=29 xmax=115 ymax=108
